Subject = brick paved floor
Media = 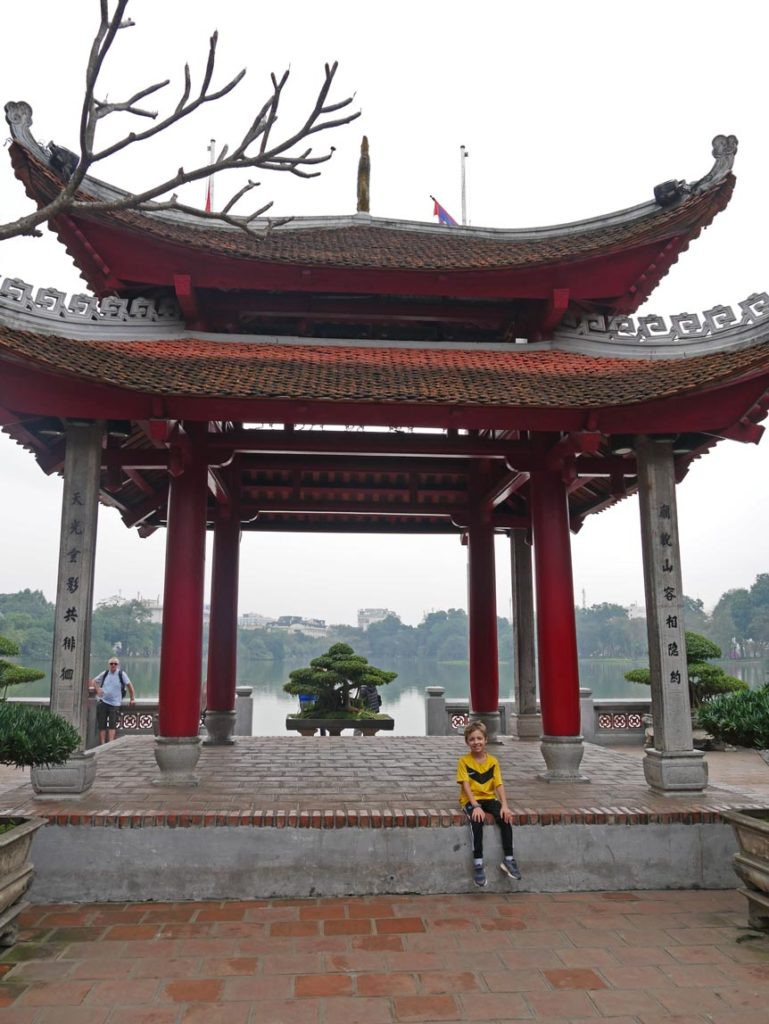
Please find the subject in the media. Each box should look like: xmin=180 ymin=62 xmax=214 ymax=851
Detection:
xmin=2 ymin=889 xmax=768 ymax=1022
xmin=1 ymin=739 xmax=768 ymax=822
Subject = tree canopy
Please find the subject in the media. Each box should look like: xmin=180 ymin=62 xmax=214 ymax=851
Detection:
xmin=625 ymin=631 xmax=747 ymax=708
xmin=284 ymin=642 xmax=397 ymax=715
xmin=0 ymin=633 xmax=45 ymax=698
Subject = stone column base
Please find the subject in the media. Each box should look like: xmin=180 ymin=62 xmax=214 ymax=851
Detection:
xmin=203 ymin=710 xmax=236 ymax=746
xmin=643 ymin=748 xmax=708 ymax=793
xmin=30 ymin=750 xmax=96 ymax=796
xmin=509 ymin=713 xmax=542 ymax=740
xmin=468 ymin=709 xmax=503 ymax=745
xmin=153 ymin=736 xmax=202 ymax=787
xmin=538 ymin=735 xmax=590 ymax=783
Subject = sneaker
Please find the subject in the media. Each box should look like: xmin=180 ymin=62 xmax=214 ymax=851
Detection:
xmin=500 ymin=857 xmax=522 ymax=881
xmin=473 ymin=863 xmax=487 ymax=888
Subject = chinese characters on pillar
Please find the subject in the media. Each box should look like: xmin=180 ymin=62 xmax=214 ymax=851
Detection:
xmin=658 ymin=503 xmax=682 ymax=688
xmin=57 ymin=495 xmax=85 ymax=690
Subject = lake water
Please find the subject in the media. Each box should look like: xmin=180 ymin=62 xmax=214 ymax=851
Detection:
xmin=11 ymin=655 xmax=768 ymax=737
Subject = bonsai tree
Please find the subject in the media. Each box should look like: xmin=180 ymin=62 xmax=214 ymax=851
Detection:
xmin=0 ymin=634 xmax=80 ymax=769
xmin=696 ymin=685 xmax=769 ymax=752
xmin=284 ymin=642 xmax=397 ymax=718
xmin=625 ymin=630 xmax=747 ymax=709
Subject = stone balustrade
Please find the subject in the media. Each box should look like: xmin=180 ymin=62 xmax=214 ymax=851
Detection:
xmin=424 ymin=686 xmax=650 ymax=745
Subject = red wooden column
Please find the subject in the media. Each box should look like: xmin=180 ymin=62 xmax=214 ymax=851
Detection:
xmin=204 ymin=493 xmax=241 ymax=745
xmin=529 ymin=469 xmax=588 ymax=781
xmin=466 ymin=510 xmax=501 ymax=742
xmin=155 ymin=423 xmax=209 ymax=785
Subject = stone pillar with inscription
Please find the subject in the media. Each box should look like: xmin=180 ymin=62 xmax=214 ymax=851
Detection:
xmin=509 ymin=529 xmax=541 ymax=740
xmin=33 ymin=421 xmax=103 ymax=795
xmin=636 ymin=436 xmax=707 ymax=793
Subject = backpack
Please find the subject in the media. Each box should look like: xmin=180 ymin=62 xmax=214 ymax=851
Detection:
xmin=98 ymin=668 xmax=127 ymax=699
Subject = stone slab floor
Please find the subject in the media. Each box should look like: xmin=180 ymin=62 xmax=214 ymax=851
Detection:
xmin=2 ymin=888 xmax=769 ymax=1023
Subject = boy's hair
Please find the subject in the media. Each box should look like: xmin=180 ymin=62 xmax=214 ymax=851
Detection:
xmin=464 ymin=720 xmax=487 ymax=741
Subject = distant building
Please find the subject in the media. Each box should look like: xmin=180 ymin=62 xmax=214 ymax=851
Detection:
xmin=627 ymin=603 xmax=646 ymax=620
xmin=272 ymin=615 xmax=328 ymax=637
xmin=358 ymin=608 xmax=398 ymax=630
xmin=143 ymin=597 xmax=163 ymax=624
xmin=138 ymin=596 xmax=210 ymax=626
xmin=238 ymin=612 xmax=275 ymax=630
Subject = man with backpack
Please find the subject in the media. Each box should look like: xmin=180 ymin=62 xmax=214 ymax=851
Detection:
xmin=91 ymin=657 xmax=136 ymax=744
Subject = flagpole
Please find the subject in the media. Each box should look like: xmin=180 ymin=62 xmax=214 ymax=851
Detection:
xmin=205 ymin=139 xmax=215 ymax=213
xmin=460 ymin=145 xmax=469 ymax=226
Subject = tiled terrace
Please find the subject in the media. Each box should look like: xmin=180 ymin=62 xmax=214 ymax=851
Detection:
xmin=2 ymin=889 xmax=769 ymax=1023
xmin=1 ymin=739 xmax=768 ymax=826
xmin=1 ymin=743 xmax=768 ymax=1020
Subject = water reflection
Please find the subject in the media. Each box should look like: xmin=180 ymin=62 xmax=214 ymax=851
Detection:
xmin=11 ymin=655 xmax=768 ymax=737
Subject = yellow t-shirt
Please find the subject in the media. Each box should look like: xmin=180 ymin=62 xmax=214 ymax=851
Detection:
xmin=456 ymin=752 xmax=502 ymax=806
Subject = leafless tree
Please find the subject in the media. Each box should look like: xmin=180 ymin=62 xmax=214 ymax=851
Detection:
xmin=1 ymin=0 xmax=359 ymax=241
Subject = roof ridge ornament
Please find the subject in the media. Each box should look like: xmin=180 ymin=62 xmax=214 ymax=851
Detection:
xmin=357 ymin=135 xmax=370 ymax=214
xmin=654 ymin=134 xmax=738 ymax=208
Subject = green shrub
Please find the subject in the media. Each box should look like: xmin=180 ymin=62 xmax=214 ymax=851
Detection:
xmin=696 ymin=685 xmax=769 ymax=750
xmin=625 ymin=631 xmax=747 ymax=708
xmin=0 ymin=703 xmax=80 ymax=768
xmin=284 ymin=642 xmax=396 ymax=716
xmin=0 ymin=632 xmax=79 ymax=769
xmin=0 ymin=634 xmax=44 ymax=698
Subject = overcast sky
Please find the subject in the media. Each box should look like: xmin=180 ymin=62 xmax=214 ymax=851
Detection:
xmin=1 ymin=0 xmax=768 ymax=626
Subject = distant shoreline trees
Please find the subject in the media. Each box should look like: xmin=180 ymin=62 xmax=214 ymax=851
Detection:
xmin=3 ymin=571 xmax=769 ymax=668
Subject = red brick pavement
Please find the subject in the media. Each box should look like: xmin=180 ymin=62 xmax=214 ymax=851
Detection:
xmin=2 ymin=890 xmax=768 ymax=1022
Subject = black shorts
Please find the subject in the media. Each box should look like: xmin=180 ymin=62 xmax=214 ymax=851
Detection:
xmin=96 ymin=702 xmax=120 ymax=730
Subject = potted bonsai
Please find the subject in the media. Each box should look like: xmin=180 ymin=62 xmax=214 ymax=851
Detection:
xmin=0 ymin=635 xmax=80 ymax=946
xmin=284 ymin=642 xmax=397 ymax=736
xmin=696 ymin=685 xmax=769 ymax=930
xmin=625 ymin=631 xmax=747 ymax=748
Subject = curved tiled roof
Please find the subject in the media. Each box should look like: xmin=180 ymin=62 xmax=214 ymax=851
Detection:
xmin=6 ymin=103 xmax=735 ymax=276
xmin=14 ymin=147 xmax=734 ymax=274
xmin=2 ymin=324 xmax=769 ymax=408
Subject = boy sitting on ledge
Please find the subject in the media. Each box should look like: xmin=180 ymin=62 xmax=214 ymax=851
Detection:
xmin=457 ymin=720 xmax=522 ymax=888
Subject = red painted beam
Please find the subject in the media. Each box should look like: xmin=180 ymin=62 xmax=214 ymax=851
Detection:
xmin=3 ymin=361 xmax=769 ymax=440
xmin=481 ymin=470 xmax=530 ymax=509
xmin=540 ymin=288 xmax=570 ymax=335
xmin=545 ymin=431 xmax=603 ymax=466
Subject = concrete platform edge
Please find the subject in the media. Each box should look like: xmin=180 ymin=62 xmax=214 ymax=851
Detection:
xmin=28 ymin=820 xmax=739 ymax=902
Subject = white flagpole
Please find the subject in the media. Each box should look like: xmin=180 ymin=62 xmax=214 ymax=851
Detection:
xmin=205 ymin=138 xmax=216 ymax=212
xmin=460 ymin=145 xmax=469 ymax=226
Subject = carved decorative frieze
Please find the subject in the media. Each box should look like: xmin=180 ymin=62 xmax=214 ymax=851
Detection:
xmin=0 ymin=276 xmax=183 ymax=338
xmin=0 ymin=277 xmax=181 ymax=323
xmin=555 ymin=293 xmax=769 ymax=347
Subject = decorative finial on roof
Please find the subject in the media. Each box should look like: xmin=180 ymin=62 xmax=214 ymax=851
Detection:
xmin=4 ymin=101 xmax=33 ymax=130
xmin=357 ymin=136 xmax=370 ymax=214
xmin=654 ymin=134 xmax=738 ymax=208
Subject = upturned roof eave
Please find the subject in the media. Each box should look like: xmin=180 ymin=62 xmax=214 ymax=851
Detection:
xmin=5 ymin=100 xmax=738 ymax=246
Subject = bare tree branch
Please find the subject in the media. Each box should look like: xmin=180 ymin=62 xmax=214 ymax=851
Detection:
xmin=0 ymin=0 xmax=359 ymax=243
xmin=145 ymin=194 xmax=288 ymax=236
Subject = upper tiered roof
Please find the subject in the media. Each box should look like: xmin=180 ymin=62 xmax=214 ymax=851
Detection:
xmin=6 ymin=102 xmax=737 ymax=341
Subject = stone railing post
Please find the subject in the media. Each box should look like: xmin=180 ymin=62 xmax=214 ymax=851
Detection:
xmin=579 ymin=688 xmax=596 ymax=744
xmin=425 ymin=686 xmax=447 ymax=736
xmin=85 ymin=697 xmax=99 ymax=750
xmin=235 ymin=686 xmax=254 ymax=737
